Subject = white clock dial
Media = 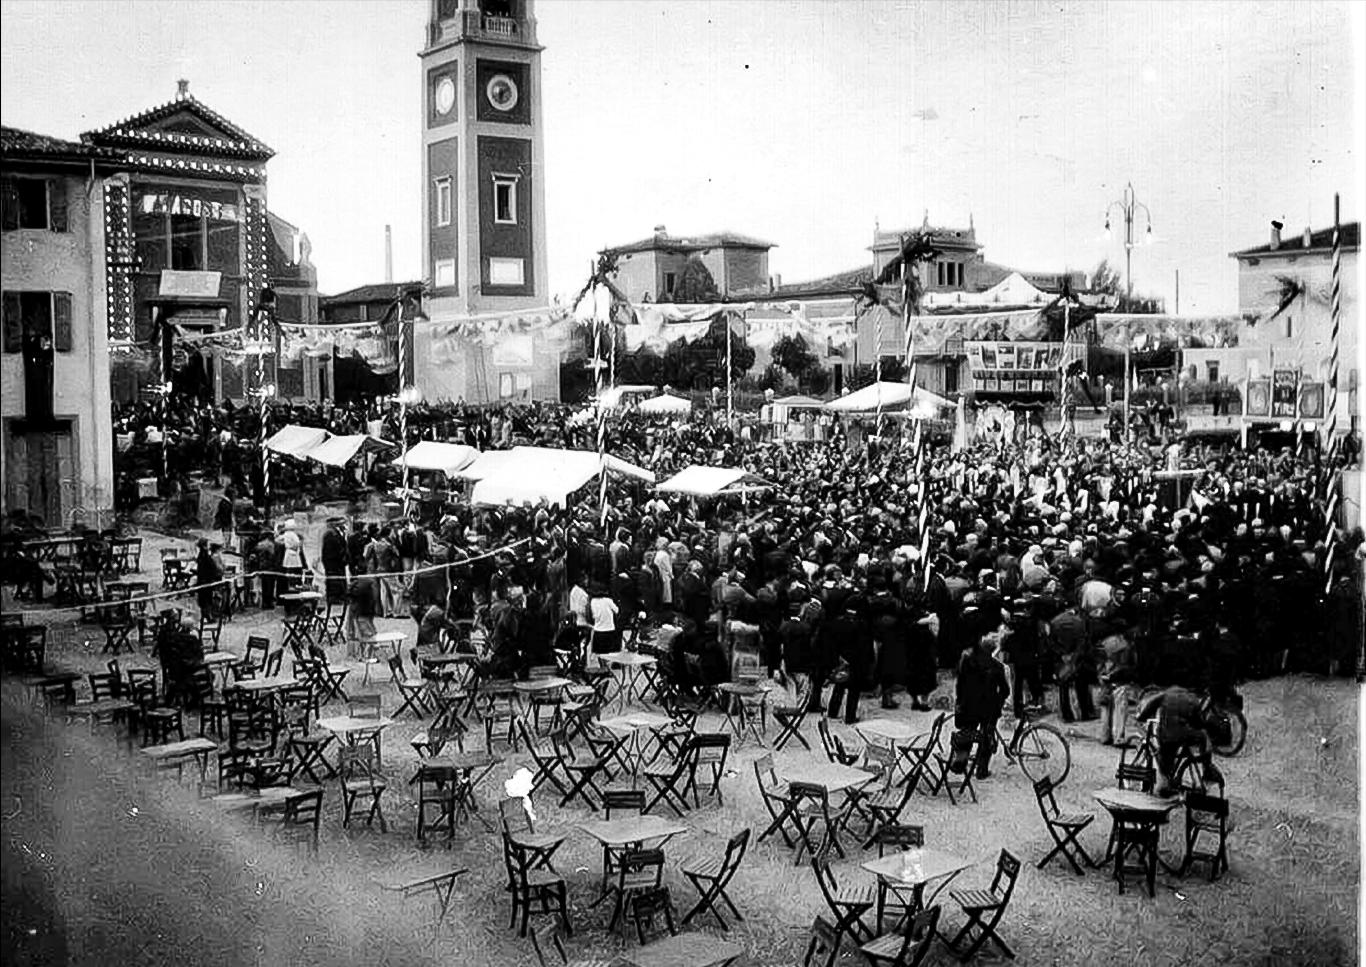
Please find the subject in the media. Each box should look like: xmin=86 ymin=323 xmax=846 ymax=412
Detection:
xmin=435 ymin=77 xmax=456 ymax=116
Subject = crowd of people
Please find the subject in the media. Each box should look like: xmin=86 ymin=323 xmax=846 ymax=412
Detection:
xmin=203 ymin=401 xmax=1360 ymax=784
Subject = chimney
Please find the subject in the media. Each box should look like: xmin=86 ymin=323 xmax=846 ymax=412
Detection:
xmin=1270 ymin=220 xmax=1283 ymax=250
xmin=384 ymin=224 xmax=394 ymax=284
xmin=1303 ymin=226 xmax=1312 ymax=248
xmin=653 ymin=224 xmax=667 ymax=239
xmin=768 ymin=274 xmax=782 ymax=293
xmin=176 ymin=79 xmax=190 ymax=100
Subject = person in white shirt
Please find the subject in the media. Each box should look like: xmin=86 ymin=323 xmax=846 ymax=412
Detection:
xmin=279 ymin=524 xmax=306 ymax=592
xmin=652 ymin=538 xmax=674 ymax=606
xmin=589 ymin=589 xmax=619 ymax=653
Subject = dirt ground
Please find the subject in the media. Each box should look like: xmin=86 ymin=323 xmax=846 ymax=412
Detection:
xmin=1 ymin=529 xmax=1358 ymax=967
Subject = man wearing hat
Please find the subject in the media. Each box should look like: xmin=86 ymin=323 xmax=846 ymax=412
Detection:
xmin=321 ymin=517 xmax=350 ymax=603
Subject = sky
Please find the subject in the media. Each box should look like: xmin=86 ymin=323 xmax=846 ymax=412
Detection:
xmin=1 ymin=0 xmax=1362 ymax=315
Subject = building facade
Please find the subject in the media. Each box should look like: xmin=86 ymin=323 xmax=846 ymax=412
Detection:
xmin=602 ymin=227 xmax=776 ymax=302
xmin=417 ymin=0 xmax=557 ymax=403
xmin=81 ymin=81 xmax=279 ymax=406
xmin=1228 ymin=222 xmax=1359 ymax=428
xmin=1 ymin=127 xmax=122 ymax=526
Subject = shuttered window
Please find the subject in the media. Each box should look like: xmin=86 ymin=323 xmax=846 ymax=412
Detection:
xmin=1 ymin=291 xmax=74 ymax=352
xmin=0 ymin=177 xmax=66 ymax=231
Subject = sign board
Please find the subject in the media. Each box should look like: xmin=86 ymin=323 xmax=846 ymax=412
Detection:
xmin=1184 ymin=414 xmax=1241 ymax=434
xmin=1244 ymin=379 xmax=1271 ymax=417
xmin=1270 ymin=370 xmax=1298 ymax=418
xmin=159 ymin=270 xmax=223 ymax=299
xmin=491 ymin=334 xmax=534 ymax=368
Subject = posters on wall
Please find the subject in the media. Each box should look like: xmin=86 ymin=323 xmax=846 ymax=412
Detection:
xmin=1243 ymin=373 xmax=1326 ymax=421
xmin=966 ymin=340 xmax=1059 ymax=393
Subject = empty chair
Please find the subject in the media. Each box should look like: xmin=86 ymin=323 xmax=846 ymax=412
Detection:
xmin=339 ymin=744 xmax=388 ymax=832
xmin=605 ymin=848 xmax=664 ymax=935
xmin=1033 ymin=775 xmax=1096 ymax=875
xmin=504 ymin=832 xmax=571 ymax=938
xmin=1181 ymin=791 xmax=1231 ymax=881
xmin=859 ymin=904 xmax=941 ymax=967
xmin=680 ymin=827 xmax=750 ymax=930
xmin=944 ymin=848 xmax=1021 ymax=961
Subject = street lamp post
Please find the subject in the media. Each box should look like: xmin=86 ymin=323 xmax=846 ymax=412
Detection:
xmin=1104 ymin=182 xmax=1154 ymax=302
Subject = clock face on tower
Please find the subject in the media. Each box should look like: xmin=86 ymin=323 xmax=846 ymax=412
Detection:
xmin=486 ymin=74 xmax=519 ymax=112
xmin=434 ymin=77 xmax=456 ymax=116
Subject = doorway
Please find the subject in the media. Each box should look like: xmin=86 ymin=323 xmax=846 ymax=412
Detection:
xmin=4 ymin=419 xmax=77 ymax=527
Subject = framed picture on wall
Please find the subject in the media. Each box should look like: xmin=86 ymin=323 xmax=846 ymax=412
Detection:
xmin=499 ymin=372 xmax=515 ymax=399
xmin=981 ymin=346 xmax=998 ymax=369
xmin=1016 ymin=347 xmax=1035 ymax=370
xmin=1245 ymin=379 xmax=1271 ymax=417
xmin=1298 ymin=382 xmax=1324 ymax=420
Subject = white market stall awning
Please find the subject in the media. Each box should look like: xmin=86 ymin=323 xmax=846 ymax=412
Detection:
xmin=656 ymin=466 xmax=772 ymax=497
xmin=594 ymin=385 xmax=657 ymax=411
xmin=309 ymin=434 xmax=395 ymax=467
xmin=392 ymin=441 xmax=480 ymax=476
xmin=470 ymin=447 xmax=655 ymax=508
xmin=825 ymin=382 xmax=953 ymax=413
xmin=772 ymin=394 xmax=826 ymax=409
xmin=264 ymin=424 xmax=329 ymax=459
xmin=636 ymin=393 xmax=692 ymax=416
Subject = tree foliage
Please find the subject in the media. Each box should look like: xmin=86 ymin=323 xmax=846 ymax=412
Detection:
xmin=771 ymin=334 xmax=819 ymax=381
xmin=1089 ymin=257 xmax=1164 ymax=313
xmin=663 ymin=257 xmax=722 ymax=304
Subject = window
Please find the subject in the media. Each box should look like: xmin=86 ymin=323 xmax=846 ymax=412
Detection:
xmin=1207 ymin=361 xmax=1220 ymax=383
xmin=937 ymin=261 xmax=946 ymax=286
xmin=434 ymin=258 xmax=456 ymax=288
xmin=944 ymin=362 xmax=959 ymax=395
xmin=488 ymin=257 xmax=524 ymax=286
xmin=2 ymin=291 xmax=73 ymax=353
xmin=663 ymin=272 xmax=676 ymax=297
xmin=1 ymin=177 xmax=67 ymax=232
xmin=1284 ymin=316 xmax=1293 ymax=340
xmin=435 ymin=177 xmax=452 ymax=227
xmin=492 ymin=174 xmax=518 ymax=224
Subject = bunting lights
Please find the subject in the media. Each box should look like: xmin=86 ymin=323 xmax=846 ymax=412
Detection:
xmin=103 ymin=175 xmax=137 ymax=345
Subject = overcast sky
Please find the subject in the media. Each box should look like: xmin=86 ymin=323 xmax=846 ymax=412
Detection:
xmin=1 ymin=0 xmax=1361 ymax=314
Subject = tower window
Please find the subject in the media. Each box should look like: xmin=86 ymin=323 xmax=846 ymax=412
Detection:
xmin=492 ymin=173 xmax=518 ymax=225
xmin=937 ymin=261 xmax=946 ymax=286
xmin=434 ymin=258 xmax=456 ymax=289
xmin=435 ymin=178 xmax=452 ymax=227
xmin=664 ymin=272 xmax=676 ymax=297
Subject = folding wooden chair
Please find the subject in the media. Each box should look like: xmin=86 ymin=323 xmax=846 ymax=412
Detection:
xmin=413 ymin=702 xmax=468 ymax=759
xmin=388 ymin=652 xmax=431 ymax=718
xmin=789 ymin=782 xmax=854 ymax=865
xmin=860 ymin=904 xmax=941 ymax=967
xmin=339 ymin=743 xmax=388 ymax=832
xmin=642 ymin=739 xmax=698 ymax=817
xmin=242 ymin=635 xmax=270 ymax=674
xmin=599 ymin=789 xmax=646 ymax=892
xmin=519 ymin=720 xmax=571 ymax=800
xmin=944 ymin=848 xmax=1021 ymax=961
xmin=932 ymin=729 xmax=982 ymax=805
xmin=264 ymin=788 xmax=324 ymax=856
xmin=1033 ymin=775 xmax=1096 ymax=875
xmin=771 ymin=680 xmax=813 ymax=751
xmin=754 ymin=753 xmax=797 ymax=846
xmin=1181 ymin=791 xmax=1230 ymax=881
xmin=904 ymin=712 xmax=949 ymax=794
xmin=817 ymin=717 xmax=863 ymax=766
xmin=605 ymin=848 xmax=665 ymax=934
xmin=811 ymin=849 xmax=876 ymax=961
xmin=551 ymin=726 xmax=607 ymax=811
xmin=861 ymin=751 xmax=920 ymax=853
xmin=529 ymin=924 xmax=608 ymax=967
xmin=503 ymin=832 xmax=572 ymax=938
xmin=680 ymin=827 xmax=750 ymax=930
xmin=686 ymin=732 xmax=731 ymax=808
xmin=631 ymin=887 xmax=678 ymax=945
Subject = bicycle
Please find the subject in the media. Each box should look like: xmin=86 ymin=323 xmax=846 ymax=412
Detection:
xmin=994 ymin=706 xmax=1071 ymax=786
xmin=1132 ymin=684 xmax=1248 ymax=759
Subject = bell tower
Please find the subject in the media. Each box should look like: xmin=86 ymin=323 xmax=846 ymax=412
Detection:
xmin=420 ymin=0 xmax=546 ymax=315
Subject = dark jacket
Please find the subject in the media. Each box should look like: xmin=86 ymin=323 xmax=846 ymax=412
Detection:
xmin=321 ymin=528 xmax=349 ymax=576
xmin=955 ymin=645 xmax=1009 ymax=723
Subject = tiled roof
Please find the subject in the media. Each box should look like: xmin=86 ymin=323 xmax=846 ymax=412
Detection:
xmin=604 ymin=230 xmax=777 ymax=256
xmin=82 ymin=92 xmax=274 ymax=160
xmin=1 ymin=125 xmax=121 ymax=163
xmin=766 ymin=266 xmax=873 ymax=298
xmin=321 ymin=282 xmax=424 ymax=306
xmin=1231 ymin=223 xmax=1359 ymax=258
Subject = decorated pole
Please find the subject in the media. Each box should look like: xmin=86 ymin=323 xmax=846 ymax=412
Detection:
xmin=726 ymin=311 xmax=734 ymax=427
xmin=1059 ymin=296 xmax=1072 ymax=438
xmin=396 ymin=299 xmax=413 ymax=513
xmin=874 ymin=303 xmax=885 ymax=439
xmin=594 ymin=297 xmax=610 ymax=531
xmin=1327 ymin=193 xmax=1342 ymax=451
xmin=254 ymin=288 xmax=277 ymax=520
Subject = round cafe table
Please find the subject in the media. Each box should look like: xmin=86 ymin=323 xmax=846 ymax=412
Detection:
xmin=361 ymin=630 xmax=408 ymax=684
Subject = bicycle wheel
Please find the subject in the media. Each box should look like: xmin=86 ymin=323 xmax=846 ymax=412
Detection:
xmin=1173 ymin=754 xmax=1221 ymax=796
xmin=1016 ymin=723 xmax=1071 ymax=786
xmin=1209 ymin=709 xmax=1247 ymax=758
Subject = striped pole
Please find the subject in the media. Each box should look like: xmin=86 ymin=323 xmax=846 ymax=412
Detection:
xmin=874 ymin=304 xmax=885 ymax=438
xmin=594 ymin=303 xmax=610 ymax=531
xmin=1326 ymin=193 xmax=1342 ymax=450
xmin=397 ymin=301 xmax=411 ymax=513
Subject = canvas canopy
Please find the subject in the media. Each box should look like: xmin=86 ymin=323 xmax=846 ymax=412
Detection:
xmin=656 ymin=466 xmax=771 ymax=497
xmin=470 ymin=447 xmax=655 ymax=508
xmin=637 ymin=393 xmax=692 ymax=415
xmin=594 ymin=385 xmax=656 ymax=411
xmin=264 ymin=424 xmax=329 ymax=459
xmin=309 ymin=434 xmax=395 ymax=467
xmin=392 ymin=441 xmax=480 ymax=476
xmin=825 ymin=382 xmax=953 ymax=413
xmin=772 ymin=394 xmax=826 ymax=409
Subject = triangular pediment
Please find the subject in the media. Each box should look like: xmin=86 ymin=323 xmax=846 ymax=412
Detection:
xmin=82 ymin=94 xmax=274 ymax=161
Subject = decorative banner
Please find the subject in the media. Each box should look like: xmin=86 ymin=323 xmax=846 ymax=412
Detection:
xmin=1298 ymin=381 xmax=1325 ymax=420
xmin=492 ymin=333 xmax=535 ymax=368
xmin=966 ymin=341 xmax=1059 ymax=373
xmin=135 ymin=188 xmax=242 ymax=223
xmin=1271 ymin=370 xmax=1298 ymax=418
xmin=1244 ymin=379 xmax=1271 ymax=417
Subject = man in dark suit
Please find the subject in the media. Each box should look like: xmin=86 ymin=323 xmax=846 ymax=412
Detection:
xmin=321 ymin=517 xmax=349 ymax=603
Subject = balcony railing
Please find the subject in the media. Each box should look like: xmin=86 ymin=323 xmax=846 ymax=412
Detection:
xmin=431 ymin=10 xmax=535 ymax=45
xmin=482 ymin=15 xmax=518 ymax=38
